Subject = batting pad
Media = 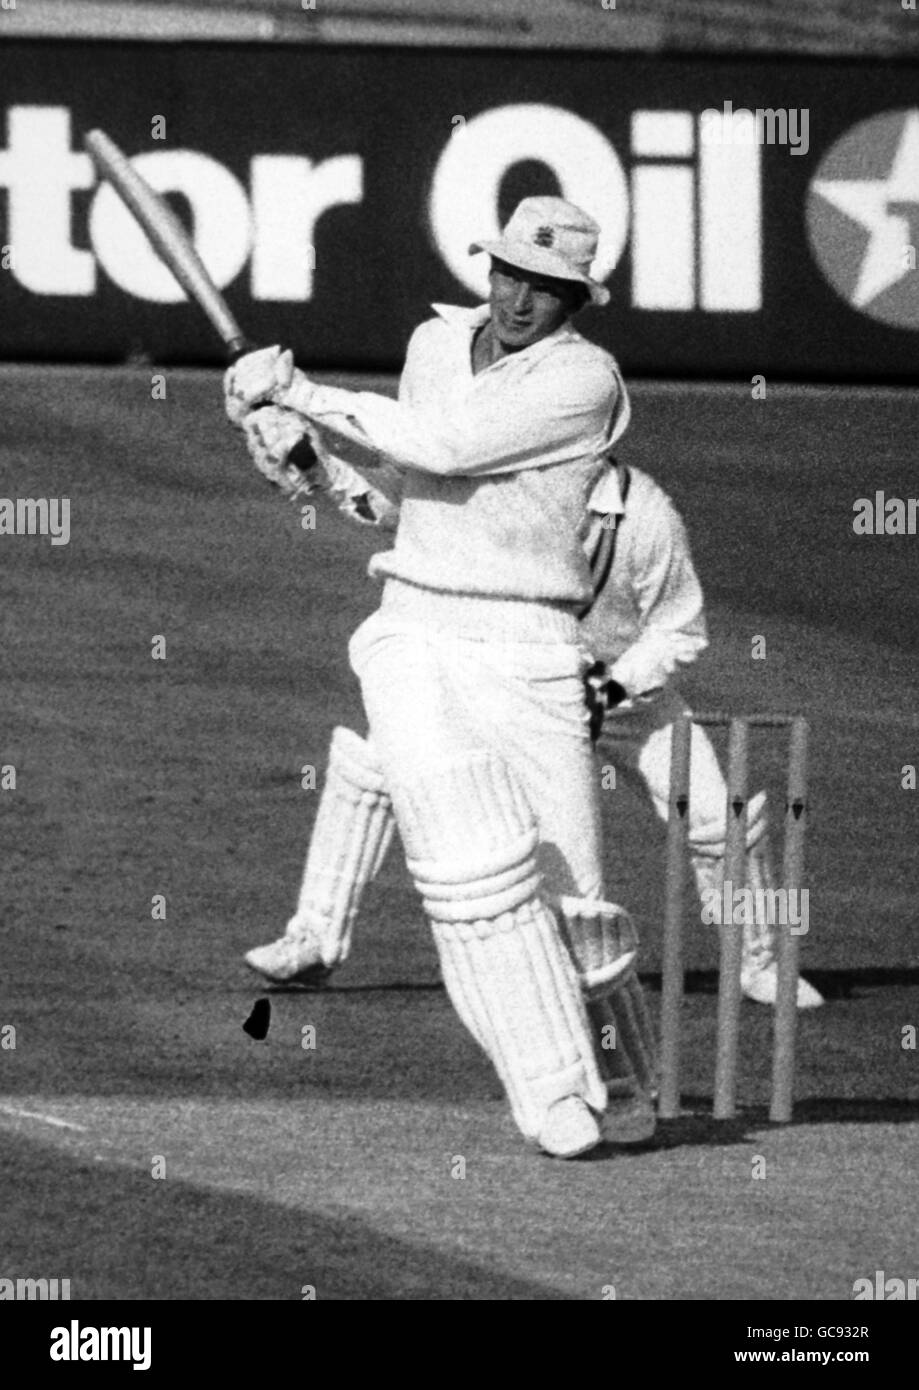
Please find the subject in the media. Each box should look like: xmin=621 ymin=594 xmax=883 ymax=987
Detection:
xmin=609 ymin=976 xmax=659 ymax=1097
xmin=400 ymin=754 xmax=608 ymax=1141
xmin=556 ymin=898 xmax=658 ymax=1099
xmin=285 ymin=727 xmax=395 ymax=967
xmin=554 ymin=897 xmax=639 ymax=998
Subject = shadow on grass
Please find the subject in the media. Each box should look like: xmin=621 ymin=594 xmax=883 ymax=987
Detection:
xmin=641 ymin=968 xmax=919 ymax=999
xmin=0 ymin=1131 xmax=571 ymax=1301
xmin=262 ymin=980 xmax=443 ymax=995
xmin=649 ymin=1095 xmax=919 ymax=1151
xmin=263 ymin=968 xmax=919 ymax=998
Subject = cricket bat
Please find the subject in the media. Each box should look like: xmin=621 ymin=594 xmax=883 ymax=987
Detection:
xmin=84 ymin=128 xmax=252 ymax=360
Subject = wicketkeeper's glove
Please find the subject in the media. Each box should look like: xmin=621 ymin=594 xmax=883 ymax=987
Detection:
xmin=584 ymin=661 xmax=628 ymax=744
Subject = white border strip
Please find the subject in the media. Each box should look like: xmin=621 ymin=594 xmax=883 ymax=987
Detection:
xmin=3 ymin=1 xmax=276 ymax=43
xmin=1 ymin=0 xmax=659 ymax=50
xmin=0 ymin=1104 xmax=87 ymax=1132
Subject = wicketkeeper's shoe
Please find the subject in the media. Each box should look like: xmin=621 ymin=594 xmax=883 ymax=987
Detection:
xmin=599 ymin=1089 xmax=657 ymax=1146
xmin=538 ymin=1096 xmax=603 ymax=1158
xmin=244 ymin=931 xmax=332 ymax=987
xmin=740 ymin=958 xmax=824 ymax=1009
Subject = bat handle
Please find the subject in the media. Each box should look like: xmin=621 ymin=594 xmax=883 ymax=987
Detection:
xmin=226 ymin=335 xmax=257 ymax=362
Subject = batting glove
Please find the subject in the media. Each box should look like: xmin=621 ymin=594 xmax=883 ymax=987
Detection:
xmin=242 ymin=405 xmax=320 ymax=501
xmin=225 ymin=346 xmax=295 ymax=426
xmin=274 ymin=369 xmax=320 ymax=418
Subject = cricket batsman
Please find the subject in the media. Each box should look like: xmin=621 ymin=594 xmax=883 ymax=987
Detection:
xmin=225 ymin=197 xmax=658 ymax=1159
xmin=240 ymin=443 xmax=822 ymax=1012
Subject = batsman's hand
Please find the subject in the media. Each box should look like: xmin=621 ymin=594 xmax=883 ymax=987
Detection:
xmin=224 ymin=345 xmax=295 ymax=426
xmin=242 ymin=405 xmax=320 ymax=500
xmin=274 ymin=368 xmax=320 ymax=418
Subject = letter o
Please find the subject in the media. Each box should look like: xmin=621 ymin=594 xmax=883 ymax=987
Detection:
xmin=89 ymin=150 xmax=252 ymax=302
xmin=428 ymin=103 xmax=629 ymax=300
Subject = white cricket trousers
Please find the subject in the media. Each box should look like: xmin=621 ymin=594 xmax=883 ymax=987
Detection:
xmin=348 ymin=599 xmax=605 ymax=900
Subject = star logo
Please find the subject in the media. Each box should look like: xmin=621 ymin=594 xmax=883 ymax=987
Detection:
xmin=533 ymin=225 xmax=555 ymax=247
xmin=806 ymin=110 xmax=919 ymax=329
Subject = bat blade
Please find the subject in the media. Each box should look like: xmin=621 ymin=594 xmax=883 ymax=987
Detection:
xmin=84 ymin=128 xmax=251 ymax=359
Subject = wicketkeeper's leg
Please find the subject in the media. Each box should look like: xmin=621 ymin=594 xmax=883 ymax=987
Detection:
xmin=607 ymin=690 xmax=823 ymax=1009
xmin=688 ymin=787 xmax=823 ymax=1008
xmin=244 ymin=726 xmax=395 ymax=984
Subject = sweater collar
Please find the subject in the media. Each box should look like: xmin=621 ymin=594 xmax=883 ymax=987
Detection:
xmin=588 ymin=463 xmax=626 ymax=516
xmin=431 ymin=302 xmax=490 ymax=331
xmin=430 ymin=302 xmax=581 ymax=367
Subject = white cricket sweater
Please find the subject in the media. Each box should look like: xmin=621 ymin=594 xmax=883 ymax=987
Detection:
xmin=300 ymin=304 xmax=630 ymax=640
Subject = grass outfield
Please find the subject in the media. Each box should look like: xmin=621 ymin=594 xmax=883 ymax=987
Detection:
xmin=1 ymin=366 xmax=918 ymax=1300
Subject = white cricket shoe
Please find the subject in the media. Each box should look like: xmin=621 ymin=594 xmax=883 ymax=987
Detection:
xmin=740 ymin=959 xmax=824 ymax=1009
xmin=244 ymin=931 xmax=332 ymax=986
xmin=538 ymin=1096 xmax=603 ymax=1158
xmin=599 ymin=1090 xmax=657 ymax=1146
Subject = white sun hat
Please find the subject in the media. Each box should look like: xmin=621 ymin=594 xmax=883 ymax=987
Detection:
xmin=469 ymin=196 xmax=611 ymax=307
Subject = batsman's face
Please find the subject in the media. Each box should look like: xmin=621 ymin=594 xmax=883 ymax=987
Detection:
xmin=488 ymin=258 xmax=580 ymax=351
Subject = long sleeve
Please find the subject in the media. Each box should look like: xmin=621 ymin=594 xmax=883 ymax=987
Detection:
xmin=311 ymin=441 xmax=403 ymax=531
xmin=287 ymin=322 xmax=621 ymax=479
xmin=607 ymin=503 xmax=708 ymax=697
xmin=284 ymin=306 xmax=630 ymax=604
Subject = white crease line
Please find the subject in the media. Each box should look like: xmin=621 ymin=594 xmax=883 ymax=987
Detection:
xmin=0 ymin=1105 xmax=87 ymax=1132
